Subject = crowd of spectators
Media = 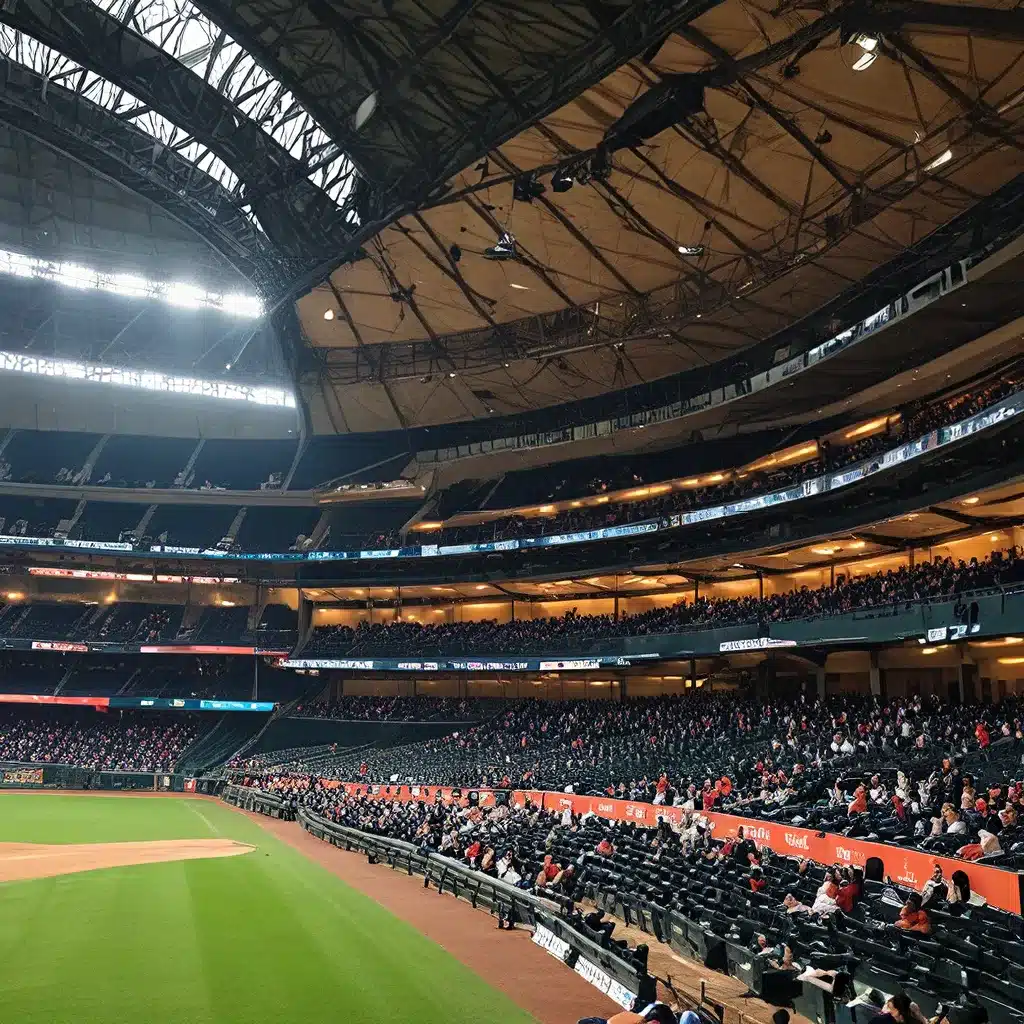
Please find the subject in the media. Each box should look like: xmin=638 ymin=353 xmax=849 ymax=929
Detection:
xmin=290 ymin=695 xmax=499 ymax=722
xmin=237 ymin=685 xmax=1024 ymax=1024
xmin=435 ymin=373 xmax=1020 ymax=547
xmin=300 ymin=546 xmax=1024 ymax=657
xmin=96 ymin=604 xmax=180 ymax=644
xmin=307 ymin=692 xmax=1024 ymax=813
xmin=0 ymin=708 xmax=203 ymax=771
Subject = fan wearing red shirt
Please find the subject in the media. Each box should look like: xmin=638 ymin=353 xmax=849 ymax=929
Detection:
xmin=895 ymin=894 xmax=931 ymax=933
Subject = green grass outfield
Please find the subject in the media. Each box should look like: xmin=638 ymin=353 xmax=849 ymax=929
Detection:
xmin=0 ymin=794 xmax=535 ymax=1024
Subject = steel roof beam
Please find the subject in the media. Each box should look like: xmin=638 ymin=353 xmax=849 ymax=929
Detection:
xmin=0 ymin=0 xmax=350 ymax=269
xmin=190 ymin=0 xmax=725 ymax=203
xmin=0 ymin=60 xmax=268 ymax=283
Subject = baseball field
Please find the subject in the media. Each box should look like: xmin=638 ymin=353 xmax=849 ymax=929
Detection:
xmin=0 ymin=793 xmax=536 ymax=1024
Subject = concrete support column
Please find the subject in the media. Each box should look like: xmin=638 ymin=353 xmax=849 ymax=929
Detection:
xmin=816 ymin=666 xmax=827 ymax=699
xmin=869 ymin=650 xmax=881 ymax=697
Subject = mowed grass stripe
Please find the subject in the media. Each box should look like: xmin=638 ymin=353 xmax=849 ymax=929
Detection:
xmin=0 ymin=794 xmax=215 ymax=844
xmin=0 ymin=795 xmax=536 ymax=1024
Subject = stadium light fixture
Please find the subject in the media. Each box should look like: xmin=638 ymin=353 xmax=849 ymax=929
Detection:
xmin=0 ymin=349 xmax=295 ymax=407
xmin=354 ymin=91 xmax=378 ymax=130
xmin=512 ymin=173 xmax=545 ymax=203
xmin=677 ymin=244 xmax=704 ymax=256
xmin=484 ymin=232 xmax=517 ymax=261
xmin=551 ymin=168 xmax=574 ymax=193
xmin=923 ymin=149 xmax=953 ymax=173
xmin=850 ymin=33 xmax=879 ymax=71
xmin=323 ymin=309 xmax=335 ymax=321
xmin=0 ymin=247 xmax=262 ymax=318
xmin=590 ymin=149 xmax=612 ymax=181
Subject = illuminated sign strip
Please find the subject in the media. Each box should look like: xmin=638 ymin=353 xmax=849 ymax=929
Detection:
xmin=27 ymin=567 xmax=239 ymax=583
xmin=0 ymin=351 xmax=294 ymax=407
xmin=0 ymin=693 xmax=274 ymax=710
xmin=279 ymin=655 xmax=660 ymax=672
xmin=0 ymin=248 xmax=262 ymax=318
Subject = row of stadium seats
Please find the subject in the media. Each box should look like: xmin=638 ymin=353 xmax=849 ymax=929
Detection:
xmin=0 ymin=369 xmax=1017 ymax=557
xmin=298 ymin=546 xmax=1024 ymax=656
xmin=237 ymin=684 xmax=1024 ymax=1024
xmin=0 ymin=431 xmax=408 ymax=492
xmin=0 ymin=706 xmax=204 ymax=771
xmin=433 ymin=372 xmax=1021 ymax=547
xmin=0 ymin=601 xmax=297 ymax=647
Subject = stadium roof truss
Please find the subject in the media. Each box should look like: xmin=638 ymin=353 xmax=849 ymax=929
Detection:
xmin=1 ymin=0 xmax=1024 ymax=431
xmin=0 ymin=0 xmax=363 ymax=291
xmin=0 ymin=0 xmax=718 ymax=297
xmin=282 ymin=0 xmax=1024 ymax=433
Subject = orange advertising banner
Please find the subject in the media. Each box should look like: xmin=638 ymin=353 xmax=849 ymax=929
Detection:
xmin=508 ymin=790 xmax=1022 ymax=915
xmin=329 ymin=782 xmax=1021 ymax=914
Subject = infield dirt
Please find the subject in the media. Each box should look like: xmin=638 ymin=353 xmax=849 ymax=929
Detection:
xmin=0 ymin=837 xmax=253 ymax=882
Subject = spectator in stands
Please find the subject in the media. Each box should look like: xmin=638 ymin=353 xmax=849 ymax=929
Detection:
xmin=297 ymin=545 xmax=1024 ymax=659
xmin=895 ymin=894 xmax=931 ymax=934
xmin=432 ymin=374 xmax=1022 ymax=550
xmin=920 ymin=865 xmax=947 ymax=909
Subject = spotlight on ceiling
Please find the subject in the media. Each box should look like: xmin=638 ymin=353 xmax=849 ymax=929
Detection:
xmin=484 ymin=232 xmax=517 ymax=261
xmin=551 ymin=167 xmax=574 ymax=193
xmin=677 ymin=244 xmax=704 ymax=256
xmin=848 ymin=32 xmax=879 ymax=71
xmin=923 ymin=149 xmax=954 ymax=173
xmin=353 ymin=91 xmax=378 ymax=130
xmin=512 ymin=173 xmax=545 ymax=203
xmin=323 ymin=309 xmax=335 ymax=321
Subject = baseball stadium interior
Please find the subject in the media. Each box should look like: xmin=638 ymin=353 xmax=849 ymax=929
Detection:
xmin=3 ymin=2 xmax=1024 ymax=1024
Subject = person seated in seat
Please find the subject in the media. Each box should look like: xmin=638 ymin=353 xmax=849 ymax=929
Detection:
xmin=783 ymin=892 xmax=811 ymax=915
xmin=535 ymin=853 xmax=562 ymax=889
xmin=836 ymin=866 xmax=863 ymax=912
xmin=811 ymin=868 xmax=841 ymax=916
xmin=920 ymin=864 xmax=947 ymax=909
xmin=848 ymin=784 xmax=869 ymax=816
xmin=577 ymin=1002 xmax=678 ymax=1024
xmin=895 ymin=893 xmax=931 ymax=934
xmin=867 ymin=991 xmax=928 ymax=1024
xmin=796 ymin=966 xmax=855 ymax=1000
xmin=595 ymin=836 xmax=616 ymax=858
xmin=766 ymin=940 xmax=798 ymax=972
xmin=941 ymin=804 xmax=968 ymax=836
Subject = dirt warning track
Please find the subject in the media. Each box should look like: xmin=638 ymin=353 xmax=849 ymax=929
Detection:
xmin=0 ymin=838 xmax=253 ymax=882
